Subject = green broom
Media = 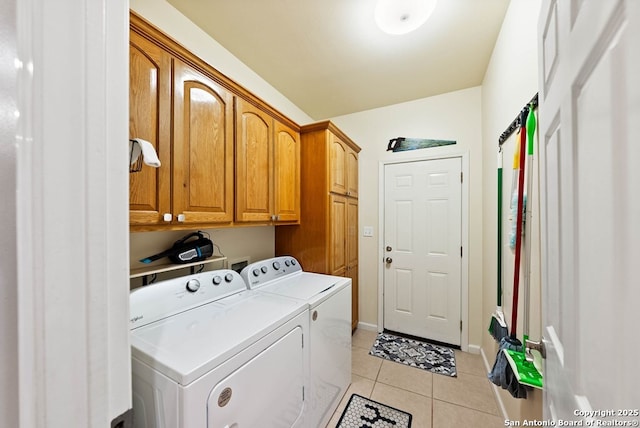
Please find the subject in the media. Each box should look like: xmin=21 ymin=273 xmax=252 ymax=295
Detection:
xmin=488 ymin=148 xmax=508 ymax=341
xmin=504 ymin=105 xmax=543 ymax=390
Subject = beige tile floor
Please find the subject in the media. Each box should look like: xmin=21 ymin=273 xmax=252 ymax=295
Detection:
xmin=325 ymin=329 xmax=504 ymax=428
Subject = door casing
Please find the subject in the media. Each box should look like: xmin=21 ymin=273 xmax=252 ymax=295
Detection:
xmin=378 ymin=152 xmax=470 ymax=352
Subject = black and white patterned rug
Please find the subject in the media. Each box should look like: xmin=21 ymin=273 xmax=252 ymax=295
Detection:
xmin=369 ymin=332 xmax=457 ymax=377
xmin=337 ymin=394 xmax=412 ymax=428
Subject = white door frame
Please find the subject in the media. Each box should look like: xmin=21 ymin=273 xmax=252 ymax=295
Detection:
xmin=15 ymin=0 xmax=131 ymax=425
xmin=378 ymin=151 xmax=470 ymax=351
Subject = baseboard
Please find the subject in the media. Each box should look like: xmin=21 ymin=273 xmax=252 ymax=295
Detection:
xmin=467 ymin=344 xmax=481 ymax=355
xmin=481 ymin=347 xmax=508 ymax=420
xmin=356 ymin=321 xmax=378 ymax=332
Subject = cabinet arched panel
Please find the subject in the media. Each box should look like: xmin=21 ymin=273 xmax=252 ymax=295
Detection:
xmin=274 ymin=121 xmax=300 ymax=222
xmin=128 ymin=34 xmax=171 ymax=225
xmin=330 ymin=138 xmax=347 ymax=195
xmin=173 ymin=60 xmax=234 ymax=224
xmin=235 ymin=99 xmax=273 ymax=222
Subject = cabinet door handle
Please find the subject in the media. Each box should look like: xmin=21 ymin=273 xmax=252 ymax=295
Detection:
xmin=177 ymin=214 xmax=185 ymax=222
xmin=163 ymin=213 xmax=172 ymax=222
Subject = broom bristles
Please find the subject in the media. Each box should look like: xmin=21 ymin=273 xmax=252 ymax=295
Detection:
xmin=488 ymin=314 xmax=509 ymax=341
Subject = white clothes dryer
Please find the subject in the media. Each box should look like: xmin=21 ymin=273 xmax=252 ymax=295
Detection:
xmin=241 ymin=256 xmax=352 ymax=428
xmin=129 ymin=269 xmax=309 ymax=428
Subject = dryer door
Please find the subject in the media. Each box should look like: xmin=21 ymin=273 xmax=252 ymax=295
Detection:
xmin=207 ymin=326 xmax=305 ymax=428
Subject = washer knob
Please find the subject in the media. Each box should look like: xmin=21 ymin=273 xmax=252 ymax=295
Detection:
xmin=252 ymin=269 xmax=260 ymax=277
xmin=284 ymin=259 xmax=291 ymax=267
xmin=261 ymin=266 xmax=268 ymax=274
xmin=212 ymin=276 xmax=222 ymax=285
xmin=186 ymin=279 xmax=200 ymax=292
xmin=225 ymin=273 xmax=234 ymax=283
xmin=272 ymin=261 xmax=281 ymax=270
xmin=290 ymin=259 xmax=297 ymax=266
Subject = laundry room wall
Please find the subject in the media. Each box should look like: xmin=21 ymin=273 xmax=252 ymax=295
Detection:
xmin=330 ymin=86 xmax=484 ymax=351
xmin=128 ymin=0 xmax=315 ymax=280
xmin=480 ymin=0 xmax=542 ymax=421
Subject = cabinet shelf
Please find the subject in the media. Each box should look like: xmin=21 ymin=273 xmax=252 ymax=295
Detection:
xmin=129 ymin=256 xmax=227 ymax=279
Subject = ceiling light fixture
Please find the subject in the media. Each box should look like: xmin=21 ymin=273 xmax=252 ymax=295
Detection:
xmin=374 ymin=0 xmax=437 ymax=35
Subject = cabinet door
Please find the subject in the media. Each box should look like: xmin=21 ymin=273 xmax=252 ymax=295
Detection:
xmin=129 ymin=32 xmax=172 ymax=226
xmin=346 ymin=264 xmax=359 ymax=330
xmin=346 ymin=197 xmax=358 ymax=267
xmin=346 ymin=197 xmax=358 ymax=330
xmin=235 ymin=99 xmax=274 ymax=222
xmin=346 ymin=148 xmax=358 ymax=198
xmin=173 ymin=59 xmax=234 ymax=224
xmin=329 ymin=194 xmax=347 ymax=275
xmin=329 ymin=135 xmax=347 ymax=195
xmin=273 ymin=120 xmax=300 ymax=223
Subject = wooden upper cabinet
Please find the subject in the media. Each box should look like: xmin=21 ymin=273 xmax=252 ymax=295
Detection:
xmin=128 ymin=31 xmax=172 ymax=226
xmin=129 ymin=12 xmax=301 ymax=229
xmin=235 ymin=99 xmax=300 ymax=223
xmin=173 ymin=59 xmax=234 ymax=225
xmin=235 ymin=98 xmax=274 ymax=222
xmin=273 ymin=120 xmax=300 ymax=223
xmin=329 ymin=133 xmax=359 ymax=197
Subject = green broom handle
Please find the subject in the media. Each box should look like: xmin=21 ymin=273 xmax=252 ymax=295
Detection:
xmin=497 ymin=150 xmax=503 ymax=306
xmin=523 ymin=106 xmax=537 ymax=346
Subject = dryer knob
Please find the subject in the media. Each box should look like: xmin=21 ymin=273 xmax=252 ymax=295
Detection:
xmin=224 ymin=273 xmax=234 ymax=283
xmin=212 ymin=276 xmax=222 ymax=285
xmin=284 ymin=260 xmax=291 ymax=267
xmin=252 ymin=269 xmax=260 ymax=277
xmin=261 ymin=266 xmax=268 ymax=274
xmin=272 ymin=261 xmax=281 ymax=270
xmin=186 ymin=279 xmax=200 ymax=292
xmin=290 ymin=259 xmax=297 ymax=266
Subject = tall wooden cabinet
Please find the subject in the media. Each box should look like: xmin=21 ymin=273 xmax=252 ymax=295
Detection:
xmin=275 ymin=121 xmax=361 ymax=330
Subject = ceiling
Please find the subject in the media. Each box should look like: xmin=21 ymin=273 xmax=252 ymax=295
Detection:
xmin=167 ymin=0 xmax=510 ymax=120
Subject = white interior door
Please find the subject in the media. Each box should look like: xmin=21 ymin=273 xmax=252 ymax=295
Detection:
xmin=383 ymin=158 xmax=462 ymax=346
xmin=538 ymin=0 xmax=640 ymax=420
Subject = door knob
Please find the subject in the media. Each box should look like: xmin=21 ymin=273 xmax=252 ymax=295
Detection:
xmin=385 ymin=257 xmax=393 ymax=263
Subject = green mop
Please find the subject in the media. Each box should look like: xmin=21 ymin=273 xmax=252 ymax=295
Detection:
xmin=504 ymin=105 xmax=544 ymax=390
xmin=488 ymin=148 xmax=508 ymax=341
xmin=488 ymin=108 xmax=529 ymax=399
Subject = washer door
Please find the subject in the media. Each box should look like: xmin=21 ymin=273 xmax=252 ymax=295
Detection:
xmin=207 ymin=326 xmax=305 ymax=428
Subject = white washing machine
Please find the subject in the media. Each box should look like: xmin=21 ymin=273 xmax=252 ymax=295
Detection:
xmin=241 ymin=256 xmax=352 ymax=428
xmin=129 ymin=269 xmax=309 ymax=428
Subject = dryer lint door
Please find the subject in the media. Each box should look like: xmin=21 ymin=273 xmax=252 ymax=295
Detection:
xmin=207 ymin=326 xmax=305 ymax=428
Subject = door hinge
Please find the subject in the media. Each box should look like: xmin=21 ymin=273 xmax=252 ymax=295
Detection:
xmin=460 ymin=172 xmax=463 ymax=183
xmin=460 ymin=320 xmax=463 ymax=331
xmin=302 ymin=334 xmax=304 ymax=349
xmin=460 ymin=246 xmax=463 ymax=257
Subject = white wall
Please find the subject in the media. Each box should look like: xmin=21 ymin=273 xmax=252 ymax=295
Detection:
xmin=128 ymin=0 xmax=314 ymax=269
xmin=0 ymin=0 xmax=18 ymax=425
xmin=481 ymin=0 xmax=542 ymax=421
xmin=129 ymin=227 xmax=276 ymax=288
xmin=331 ymin=86 xmax=484 ymax=348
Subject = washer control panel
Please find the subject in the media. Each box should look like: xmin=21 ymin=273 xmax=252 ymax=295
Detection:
xmin=240 ymin=256 xmax=302 ymax=289
xmin=129 ymin=269 xmax=247 ymax=329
